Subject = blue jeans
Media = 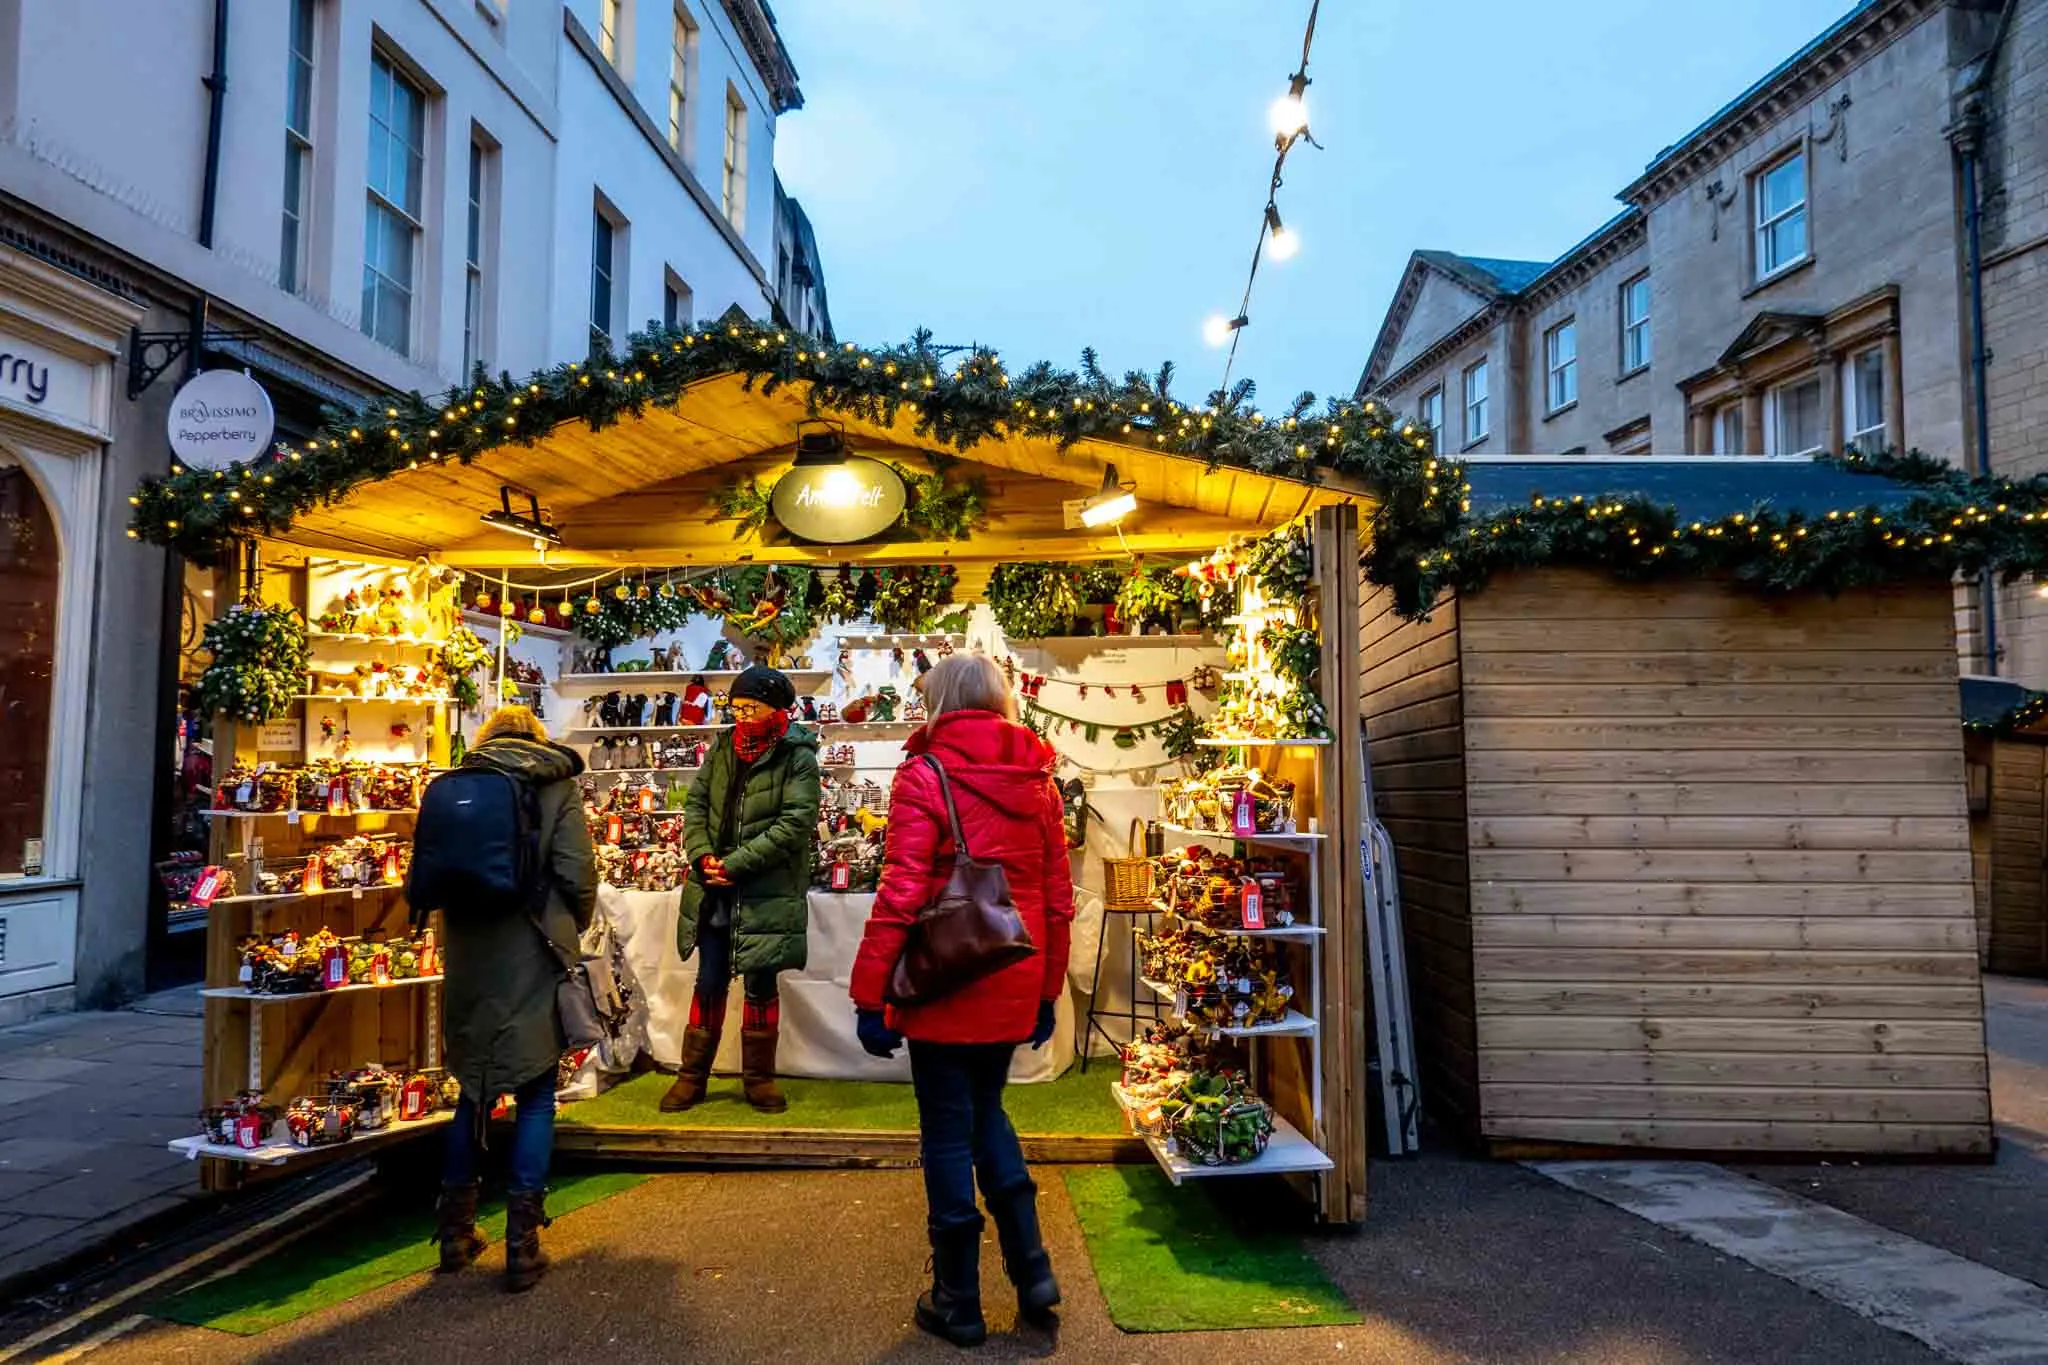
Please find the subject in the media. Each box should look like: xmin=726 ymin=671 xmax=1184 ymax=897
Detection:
xmin=443 ymin=1068 xmax=557 ymax=1195
xmin=909 ymin=1040 xmax=1030 ymax=1233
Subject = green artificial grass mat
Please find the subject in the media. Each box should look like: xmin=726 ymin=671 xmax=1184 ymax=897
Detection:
xmin=1062 ymin=1164 xmax=1360 ymax=1333
xmin=555 ymin=1065 xmax=1127 ymax=1136
xmin=151 ymin=1172 xmax=646 ymax=1335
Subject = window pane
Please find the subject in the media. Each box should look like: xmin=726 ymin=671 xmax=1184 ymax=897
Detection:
xmin=466 ymin=145 xmax=483 ymax=264
xmin=1853 ymin=349 xmax=1886 ymax=439
xmin=374 ymin=277 xmax=409 ymax=351
xmin=1777 ymin=379 xmax=1822 ymax=454
xmin=0 ymin=460 xmax=56 ymax=877
xmin=1766 ymin=211 xmax=1806 ymax=271
xmin=1761 ymin=154 xmax=1804 ymax=219
xmin=1554 ymin=322 xmax=1576 ymax=366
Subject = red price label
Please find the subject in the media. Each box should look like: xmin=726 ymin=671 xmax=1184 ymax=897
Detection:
xmin=321 ymin=944 xmax=348 ymax=989
xmin=1232 ymin=790 xmax=1257 ymax=838
xmin=605 ymin=814 xmax=624 ymax=844
xmin=638 ymin=787 xmax=656 ymax=813
xmin=1240 ymin=879 xmax=1265 ymax=930
xmin=831 ymin=860 xmax=851 ymax=891
xmin=189 ymin=867 xmax=224 ymax=908
xmin=234 ymin=1112 xmax=265 ymax=1149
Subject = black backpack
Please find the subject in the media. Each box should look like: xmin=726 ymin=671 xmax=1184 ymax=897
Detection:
xmin=408 ymin=766 xmax=545 ymax=918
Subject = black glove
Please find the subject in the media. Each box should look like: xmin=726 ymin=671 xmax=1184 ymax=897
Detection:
xmin=856 ymin=1008 xmax=902 ymax=1059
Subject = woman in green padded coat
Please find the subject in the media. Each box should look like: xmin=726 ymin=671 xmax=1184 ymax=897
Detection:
xmin=662 ymin=664 xmax=822 ymax=1114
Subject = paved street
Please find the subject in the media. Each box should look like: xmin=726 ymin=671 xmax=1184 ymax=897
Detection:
xmin=0 ymin=988 xmax=204 ymax=1295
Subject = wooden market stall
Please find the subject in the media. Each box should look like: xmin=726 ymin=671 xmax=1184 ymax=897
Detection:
xmin=1362 ymin=457 xmax=1994 ymax=1158
xmin=1961 ymin=676 xmax=2048 ymax=976
xmin=144 ymin=335 xmax=1378 ymax=1225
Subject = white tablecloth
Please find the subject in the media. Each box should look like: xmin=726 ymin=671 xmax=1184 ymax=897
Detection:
xmin=598 ymin=886 xmax=1075 ymax=1084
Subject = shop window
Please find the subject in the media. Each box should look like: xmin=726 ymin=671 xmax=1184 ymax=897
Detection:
xmin=1846 ymin=346 xmax=1887 ymax=451
xmin=0 ymin=458 xmax=55 ymax=879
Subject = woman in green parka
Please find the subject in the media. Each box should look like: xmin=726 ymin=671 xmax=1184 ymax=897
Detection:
xmin=662 ymin=664 xmax=823 ymax=1114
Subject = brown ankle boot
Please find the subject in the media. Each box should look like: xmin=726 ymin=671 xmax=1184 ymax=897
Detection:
xmin=434 ymin=1181 xmax=486 ymax=1273
xmin=504 ymin=1189 xmax=551 ymax=1292
xmin=740 ymin=1027 xmax=788 ymax=1113
xmin=660 ymin=1024 xmax=721 ymax=1112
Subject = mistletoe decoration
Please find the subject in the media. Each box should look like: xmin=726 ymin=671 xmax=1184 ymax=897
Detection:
xmin=988 ymin=563 xmax=1084 ymax=639
xmin=440 ymin=626 xmax=494 ymax=711
xmin=193 ymin=604 xmax=311 ymax=723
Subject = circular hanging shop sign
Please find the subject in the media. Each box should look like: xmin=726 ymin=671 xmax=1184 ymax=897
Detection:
xmin=167 ymin=369 xmax=275 ymax=468
xmin=769 ymin=457 xmax=908 ymax=543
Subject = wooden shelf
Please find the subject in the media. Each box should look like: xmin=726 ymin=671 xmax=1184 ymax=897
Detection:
xmin=464 ymin=609 xmax=571 ymax=641
xmin=569 ymin=723 xmax=731 ymax=736
xmin=169 ymin=1111 xmax=453 ymax=1167
xmin=821 ymin=721 xmax=919 ymax=738
xmin=201 ymin=808 xmax=418 ymax=821
xmin=200 ymin=975 xmax=443 ymax=1002
xmin=1194 ymin=736 xmax=1331 ymax=748
xmin=588 ymin=766 xmax=702 ymax=777
xmin=1159 ymin=823 xmax=1325 ymax=848
xmin=307 ymin=631 xmax=444 ymax=647
xmin=295 ymin=694 xmax=452 ymax=705
xmin=1013 ymin=635 xmax=1213 ymax=648
xmin=1138 ymin=978 xmax=1316 ymax=1037
xmin=556 ymin=669 xmax=833 ymax=689
xmin=838 ymin=633 xmax=965 ymax=650
xmin=209 ymin=884 xmax=404 ymax=907
xmin=1151 ymin=904 xmax=1325 ymax=939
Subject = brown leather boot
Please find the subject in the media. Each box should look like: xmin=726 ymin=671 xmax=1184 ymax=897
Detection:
xmin=434 ymin=1181 xmax=486 ymax=1273
xmin=660 ymin=1024 xmax=721 ymax=1112
xmin=740 ymin=1026 xmax=788 ymax=1113
xmin=504 ymin=1189 xmax=551 ymax=1293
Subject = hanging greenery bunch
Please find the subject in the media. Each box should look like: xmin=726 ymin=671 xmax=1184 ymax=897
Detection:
xmin=1242 ymin=521 xmax=1315 ymax=609
xmin=570 ymin=584 xmax=693 ymax=649
xmin=192 ymin=604 xmax=310 ymax=723
xmin=720 ymin=564 xmax=819 ymax=648
xmin=1258 ymin=621 xmax=1330 ymax=738
xmin=440 ymin=625 xmax=494 ymax=710
xmin=896 ymin=460 xmax=989 ymax=540
xmin=709 ymin=478 xmax=774 ymax=535
xmin=988 ymin=563 xmax=1085 ymax=639
xmin=865 ymin=565 xmax=961 ymax=633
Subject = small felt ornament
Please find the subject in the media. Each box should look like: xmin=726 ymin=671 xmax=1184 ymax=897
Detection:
xmin=842 ymin=694 xmax=875 ymax=724
xmin=678 ymin=678 xmax=713 ymax=726
xmin=1113 ymin=727 xmax=1138 ymax=750
xmin=913 ymin=649 xmax=933 ymax=674
xmin=800 ymin=697 xmax=819 ymax=722
xmin=873 ymin=686 xmax=900 ymax=722
xmin=1165 ymin=679 xmax=1188 ymax=706
xmin=836 ymin=647 xmax=855 ymax=692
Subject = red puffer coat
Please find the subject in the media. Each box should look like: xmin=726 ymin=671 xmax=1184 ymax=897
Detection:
xmin=850 ymin=709 xmax=1075 ymax=1044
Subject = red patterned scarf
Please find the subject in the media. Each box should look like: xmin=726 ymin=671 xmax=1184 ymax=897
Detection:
xmin=732 ymin=709 xmax=790 ymax=764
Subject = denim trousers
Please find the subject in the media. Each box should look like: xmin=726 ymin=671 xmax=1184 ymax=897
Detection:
xmin=691 ymin=915 xmax=780 ymax=1016
xmin=908 ymin=1040 xmax=1030 ymax=1232
xmin=443 ymin=1068 xmax=557 ymax=1194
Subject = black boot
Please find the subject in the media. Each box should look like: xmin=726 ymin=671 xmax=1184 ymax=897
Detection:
xmin=915 ymin=1218 xmax=988 ymax=1348
xmin=434 ymin=1181 xmax=486 ymax=1273
xmin=504 ymin=1189 xmax=552 ymax=1293
xmin=986 ymin=1180 xmax=1060 ymax=1325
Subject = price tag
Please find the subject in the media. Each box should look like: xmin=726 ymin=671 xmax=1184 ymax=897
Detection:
xmin=287 ymin=809 xmax=301 ymax=826
xmin=234 ymin=1113 xmax=264 ymax=1149
xmin=236 ymin=781 xmax=254 ymax=807
xmin=605 ymin=814 xmax=624 ymax=845
xmin=189 ymin=867 xmax=225 ymax=908
xmin=638 ymin=787 xmax=656 ymax=813
xmin=1240 ymin=879 xmax=1265 ymax=929
xmin=1174 ymin=988 xmax=1188 ymax=1017
xmin=830 ymin=860 xmax=851 ymax=891
xmin=371 ymin=950 xmax=392 ymax=986
xmin=321 ymin=944 xmax=348 ymax=989
xmin=1231 ymin=790 xmax=1257 ymax=838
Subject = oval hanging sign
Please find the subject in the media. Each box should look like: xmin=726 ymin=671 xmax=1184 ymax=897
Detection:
xmin=769 ymin=457 xmax=907 ymax=543
xmin=167 ymin=369 xmax=275 ymax=468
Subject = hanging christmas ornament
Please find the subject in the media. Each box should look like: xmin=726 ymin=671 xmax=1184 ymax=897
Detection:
xmin=1105 ymin=686 xmax=1119 ymax=699
xmin=1079 ymin=684 xmax=1090 ymax=699
xmin=474 ymin=588 xmax=493 ymax=612
xmin=637 ymin=581 xmax=651 ymax=599
xmin=658 ymin=580 xmax=677 ymax=599
xmin=804 ymin=570 xmax=826 ymax=610
xmin=913 ymin=649 xmax=933 ymax=675
xmin=613 ymin=582 xmax=631 ymax=601
xmin=1165 ymin=679 xmax=1187 ymax=706
xmin=1112 ymin=727 xmax=1137 ymax=750
xmin=527 ymin=599 xmax=548 ymax=626
xmin=1083 ymin=723 xmax=1100 ymax=743
xmin=1132 ymin=684 xmax=1147 ymax=703
xmin=584 ymin=595 xmax=603 ymax=616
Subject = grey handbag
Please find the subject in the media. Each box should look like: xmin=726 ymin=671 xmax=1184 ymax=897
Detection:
xmin=533 ymin=912 xmax=626 ymax=1050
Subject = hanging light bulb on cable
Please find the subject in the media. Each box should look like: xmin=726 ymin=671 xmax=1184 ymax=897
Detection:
xmin=1264 ymin=204 xmax=1299 ymax=261
xmin=1270 ymin=73 xmax=1310 ymax=142
xmin=1204 ymin=313 xmax=1250 ymax=348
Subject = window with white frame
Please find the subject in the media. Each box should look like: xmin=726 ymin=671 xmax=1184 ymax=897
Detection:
xmin=463 ymin=137 xmax=493 ymax=376
xmin=1713 ymin=404 xmax=1746 ymax=455
xmin=599 ymin=0 xmax=625 ymax=66
xmin=722 ymin=87 xmax=747 ymax=230
xmin=663 ymin=268 xmax=692 ymax=330
xmin=590 ymin=204 xmax=618 ymax=352
xmin=281 ymin=0 xmax=316 ymax=296
xmin=1463 ymin=359 xmax=1489 ymax=445
xmin=1768 ymin=374 xmax=1824 ymax=456
xmin=361 ymin=51 xmax=425 ymax=354
xmin=668 ymin=7 xmax=697 ymax=156
xmin=0 ymin=457 xmax=56 ymax=879
xmin=1418 ymin=387 xmax=1443 ymax=448
xmin=1621 ymin=273 xmax=1650 ymax=374
xmin=1755 ymin=149 xmax=1809 ymax=280
xmin=1545 ymin=319 xmax=1578 ymax=412
xmin=1846 ymin=346 xmax=1887 ymax=450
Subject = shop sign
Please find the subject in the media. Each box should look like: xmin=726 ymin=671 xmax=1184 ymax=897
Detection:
xmin=167 ymin=369 xmax=275 ymax=468
xmin=0 ymin=329 xmax=93 ymax=432
xmin=768 ymin=457 xmax=907 ymax=543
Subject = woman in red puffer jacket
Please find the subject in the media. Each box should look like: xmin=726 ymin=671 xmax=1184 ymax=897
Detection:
xmin=850 ymin=653 xmax=1073 ymax=1347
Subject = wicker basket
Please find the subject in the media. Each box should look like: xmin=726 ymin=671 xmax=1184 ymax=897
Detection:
xmin=1101 ymin=819 xmax=1156 ymax=912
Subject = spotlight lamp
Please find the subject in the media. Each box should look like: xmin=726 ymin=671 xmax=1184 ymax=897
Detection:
xmin=1080 ymin=464 xmax=1138 ymax=528
xmin=480 ymin=486 xmax=562 ymax=546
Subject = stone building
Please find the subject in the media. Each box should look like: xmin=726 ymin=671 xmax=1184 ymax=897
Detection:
xmin=0 ymin=0 xmax=819 ymax=1018
xmin=1358 ymin=0 xmax=2047 ymax=678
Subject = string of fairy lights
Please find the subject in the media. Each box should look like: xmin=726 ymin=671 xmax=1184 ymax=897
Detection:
xmin=1204 ymin=0 xmax=1323 ymax=389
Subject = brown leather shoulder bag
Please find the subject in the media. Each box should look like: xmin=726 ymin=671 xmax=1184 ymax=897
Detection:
xmin=886 ymin=755 xmax=1038 ymax=1006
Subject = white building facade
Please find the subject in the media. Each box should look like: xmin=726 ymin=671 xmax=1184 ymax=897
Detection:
xmin=0 ymin=0 xmax=813 ymax=1016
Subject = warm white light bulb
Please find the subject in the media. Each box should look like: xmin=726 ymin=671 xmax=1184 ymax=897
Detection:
xmin=820 ymin=465 xmax=863 ymax=506
xmin=1267 ymin=225 xmax=1300 ymax=261
xmin=1204 ymin=315 xmax=1233 ymax=347
xmin=1080 ymin=491 xmax=1138 ymax=528
xmin=1270 ymin=92 xmax=1308 ymax=138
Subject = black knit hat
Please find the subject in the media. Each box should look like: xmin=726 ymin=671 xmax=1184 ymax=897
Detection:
xmin=730 ymin=664 xmax=796 ymax=710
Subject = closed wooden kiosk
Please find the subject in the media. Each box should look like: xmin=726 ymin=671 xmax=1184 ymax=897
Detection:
xmin=1362 ymin=458 xmax=1994 ymax=1158
xmin=1962 ymin=676 xmax=2048 ymax=976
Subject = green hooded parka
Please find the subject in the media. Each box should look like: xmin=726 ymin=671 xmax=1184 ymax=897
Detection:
xmin=438 ymin=736 xmax=597 ymax=1101
xmin=677 ymin=725 xmax=822 ymax=976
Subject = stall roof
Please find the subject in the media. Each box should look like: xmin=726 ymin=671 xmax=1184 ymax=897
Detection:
xmin=277 ymin=371 xmax=1371 ymax=569
xmin=1462 ymin=456 xmax=1926 ymax=521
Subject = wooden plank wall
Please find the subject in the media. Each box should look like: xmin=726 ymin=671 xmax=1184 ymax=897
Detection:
xmin=1358 ymin=581 xmax=1478 ymax=1138
xmin=1985 ymin=739 xmax=2048 ymax=975
xmin=1459 ymin=570 xmax=1992 ymax=1156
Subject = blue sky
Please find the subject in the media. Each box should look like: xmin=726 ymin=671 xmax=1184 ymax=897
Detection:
xmin=770 ymin=0 xmax=1856 ymax=405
